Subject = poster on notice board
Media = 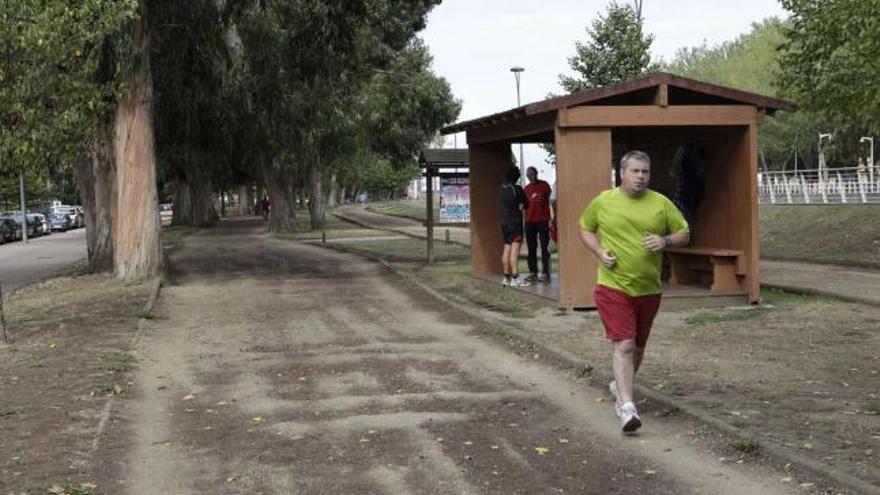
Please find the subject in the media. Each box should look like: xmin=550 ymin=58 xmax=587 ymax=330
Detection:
xmin=439 ymin=177 xmax=469 ymax=223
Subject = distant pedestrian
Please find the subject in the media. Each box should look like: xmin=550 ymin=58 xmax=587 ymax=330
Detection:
xmin=500 ymin=167 xmax=529 ymax=287
xmin=523 ymin=166 xmax=552 ymax=282
xmin=579 ymin=150 xmax=690 ymax=433
xmin=260 ymin=195 xmax=270 ymax=221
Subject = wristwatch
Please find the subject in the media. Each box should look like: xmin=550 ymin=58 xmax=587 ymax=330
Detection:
xmin=664 ymin=235 xmax=672 ymax=248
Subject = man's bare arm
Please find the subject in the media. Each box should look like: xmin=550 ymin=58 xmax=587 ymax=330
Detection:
xmin=580 ymin=230 xmax=616 ymax=267
xmin=644 ymin=230 xmax=690 ymax=252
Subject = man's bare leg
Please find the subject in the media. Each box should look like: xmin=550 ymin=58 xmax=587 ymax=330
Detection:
xmin=510 ymin=241 xmax=523 ymax=275
xmin=612 ymin=339 xmax=636 ymax=404
xmin=502 ymin=245 xmax=511 ymax=275
xmin=633 ymin=346 xmax=645 ymax=375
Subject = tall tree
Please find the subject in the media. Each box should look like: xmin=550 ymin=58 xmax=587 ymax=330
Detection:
xmin=1 ymin=1 xmax=137 ymax=270
xmin=779 ymin=0 xmax=880 ymax=134
xmin=560 ymin=1 xmax=657 ymax=92
xmin=664 ymin=16 xmax=868 ymax=169
xmin=238 ymin=0 xmax=444 ymax=231
xmin=113 ymin=1 xmax=163 ymax=281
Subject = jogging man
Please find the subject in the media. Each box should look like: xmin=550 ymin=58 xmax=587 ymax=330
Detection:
xmin=524 ymin=166 xmax=552 ymax=282
xmin=579 ymin=150 xmax=690 ymax=433
xmin=500 ymin=167 xmax=529 ymax=287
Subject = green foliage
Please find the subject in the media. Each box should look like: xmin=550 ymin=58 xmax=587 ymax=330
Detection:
xmin=359 ymin=157 xmax=419 ymax=198
xmin=731 ymin=436 xmax=760 ymax=454
xmin=237 ymin=0 xmax=456 ymax=202
xmin=149 ymin=1 xmax=256 ymax=197
xmin=662 ymin=17 xmax=867 ymax=170
xmin=362 ymin=39 xmax=461 ymax=165
xmin=0 ymin=169 xmax=48 ymax=210
xmin=665 ymin=18 xmax=785 ymax=97
xmin=779 ymin=0 xmax=880 ymax=134
xmin=0 ymin=1 xmax=138 ymax=175
xmin=560 ymin=1 xmax=657 ymax=92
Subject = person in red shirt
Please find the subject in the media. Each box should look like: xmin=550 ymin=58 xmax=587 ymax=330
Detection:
xmin=524 ymin=166 xmax=553 ymax=282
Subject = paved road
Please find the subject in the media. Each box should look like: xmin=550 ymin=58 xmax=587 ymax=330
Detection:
xmin=0 ymin=228 xmax=87 ymax=298
xmin=115 ymin=217 xmax=796 ymax=494
xmin=337 ymin=205 xmax=880 ymax=306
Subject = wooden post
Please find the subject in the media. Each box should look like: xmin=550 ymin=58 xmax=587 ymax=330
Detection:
xmin=0 ymin=280 xmax=8 ymax=344
xmin=426 ymin=166 xmax=434 ymax=263
xmin=19 ymin=171 xmax=28 ymax=244
xmin=555 ymin=123 xmax=612 ymax=308
xmin=745 ymin=124 xmax=760 ymax=302
xmin=468 ymin=142 xmax=510 ymax=278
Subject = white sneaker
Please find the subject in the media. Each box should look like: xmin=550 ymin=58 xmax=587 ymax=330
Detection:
xmin=512 ymin=277 xmax=531 ymax=287
xmin=502 ymin=277 xmax=511 ymax=286
xmin=620 ymin=402 xmax=642 ymax=433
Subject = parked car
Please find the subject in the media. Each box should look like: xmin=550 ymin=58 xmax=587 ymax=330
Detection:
xmin=0 ymin=218 xmax=20 ymax=244
xmin=51 ymin=205 xmax=83 ymax=228
xmin=3 ymin=212 xmax=41 ymax=238
xmin=50 ymin=212 xmax=72 ymax=231
xmin=68 ymin=206 xmax=84 ymax=228
xmin=31 ymin=213 xmax=51 ymax=235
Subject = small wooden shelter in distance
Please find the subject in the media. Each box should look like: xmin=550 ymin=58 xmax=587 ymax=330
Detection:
xmin=418 ymin=148 xmax=469 ymax=263
xmin=441 ymin=73 xmax=793 ymax=309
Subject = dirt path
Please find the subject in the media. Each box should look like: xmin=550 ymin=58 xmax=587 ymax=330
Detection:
xmin=113 ymin=217 xmax=801 ymax=494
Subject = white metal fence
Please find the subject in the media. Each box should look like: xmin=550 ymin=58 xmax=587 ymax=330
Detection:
xmin=758 ymin=167 xmax=880 ymax=204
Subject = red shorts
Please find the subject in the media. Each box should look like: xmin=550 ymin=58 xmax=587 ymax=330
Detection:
xmin=594 ymin=285 xmax=661 ymax=348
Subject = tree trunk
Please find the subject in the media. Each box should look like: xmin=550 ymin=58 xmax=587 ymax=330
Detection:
xmin=263 ymin=166 xmax=296 ymax=232
xmin=75 ymin=137 xmax=117 ymax=271
xmin=113 ymin=7 xmax=162 ymax=281
xmin=326 ymin=172 xmax=338 ymax=208
xmin=238 ymin=185 xmax=250 ymax=216
xmin=308 ymin=166 xmax=324 ymax=230
xmin=267 ymin=179 xmax=296 ymax=231
xmin=172 ymin=179 xmax=193 ymax=226
xmin=191 ymin=175 xmax=218 ymax=227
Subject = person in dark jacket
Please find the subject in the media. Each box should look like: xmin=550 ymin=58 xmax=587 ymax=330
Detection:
xmin=500 ymin=167 xmax=530 ymax=286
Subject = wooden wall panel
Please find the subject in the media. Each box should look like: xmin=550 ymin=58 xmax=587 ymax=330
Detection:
xmin=555 ymin=126 xmax=612 ymax=308
xmin=467 ymin=141 xmax=512 ymax=277
xmin=559 ymin=105 xmax=758 ymax=128
xmin=691 ymin=137 xmax=734 ymax=249
xmin=731 ymin=125 xmax=760 ymax=301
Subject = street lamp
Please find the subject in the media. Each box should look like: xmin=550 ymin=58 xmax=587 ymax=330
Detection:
xmin=860 ymin=136 xmax=874 ymax=184
xmin=510 ymin=66 xmax=525 ymax=185
xmin=818 ymin=132 xmax=833 ymax=179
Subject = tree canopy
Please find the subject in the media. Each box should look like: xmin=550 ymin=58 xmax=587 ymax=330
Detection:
xmin=560 ymin=1 xmax=657 ymax=92
xmin=779 ymin=0 xmax=880 ymax=134
xmin=0 ymin=1 xmax=137 ymax=174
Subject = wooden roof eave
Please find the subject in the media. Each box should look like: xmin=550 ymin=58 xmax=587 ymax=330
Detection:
xmin=441 ymin=72 xmax=795 ymax=136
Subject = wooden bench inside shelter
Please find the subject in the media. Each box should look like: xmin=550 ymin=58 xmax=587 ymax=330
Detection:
xmin=666 ymin=247 xmax=745 ymax=293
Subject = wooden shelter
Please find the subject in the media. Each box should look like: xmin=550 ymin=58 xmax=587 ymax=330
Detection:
xmin=418 ymin=148 xmax=469 ymax=263
xmin=441 ymin=73 xmax=793 ymax=309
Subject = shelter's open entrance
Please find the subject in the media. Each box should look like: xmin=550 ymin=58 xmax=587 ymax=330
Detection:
xmin=441 ymin=73 xmax=793 ymax=309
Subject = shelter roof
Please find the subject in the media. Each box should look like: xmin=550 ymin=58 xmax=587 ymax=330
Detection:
xmin=418 ymin=148 xmax=469 ymax=167
xmin=441 ymin=72 xmax=794 ymax=135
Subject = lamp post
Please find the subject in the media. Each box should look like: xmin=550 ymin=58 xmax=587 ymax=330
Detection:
xmin=860 ymin=136 xmax=874 ymax=185
xmin=818 ymin=132 xmax=833 ymax=180
xmin=510 ymin=66 xmax=525 ymax=185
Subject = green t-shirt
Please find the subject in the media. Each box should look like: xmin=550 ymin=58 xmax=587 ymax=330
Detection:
xmin=579 ymin=188 xmax=689 ymax=296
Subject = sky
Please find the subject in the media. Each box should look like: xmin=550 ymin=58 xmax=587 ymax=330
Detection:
xmin=419 ymin=0 xmax=789 ymax=183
